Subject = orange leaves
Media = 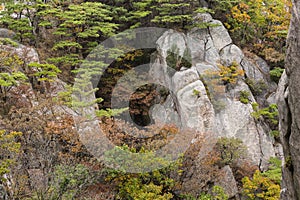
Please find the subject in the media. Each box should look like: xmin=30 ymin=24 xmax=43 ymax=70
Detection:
xmin=45 ymin=115 xmax=84 ymax=155
xmin=231 ymin=3 xmax=251 ymax=23
xmin=223 ymin=0 xmax=291 ymax=66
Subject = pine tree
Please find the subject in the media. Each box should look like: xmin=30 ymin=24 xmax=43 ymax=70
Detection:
xmin=151 ymin=0 xmax=211 ymax=31
xmin=0 ymin=1 xmax=34 ymax=43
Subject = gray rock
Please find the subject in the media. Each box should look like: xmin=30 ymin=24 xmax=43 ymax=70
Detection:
xmin=0 ymin=28 xmax=16 ymax=39
xmin=254 ymin=55 xmax=270 ymax=75
xmin=151 ymin=95 xmax=180 ymax=126
xmin=204 ymin=37 xmax=221 ymax=64
xmin=177 ymin=80 xmax=215 ymax=133
xmin=172 ymin=67 xmax=200 ymax=93
xmin=156 ymin=30 xmax=187 ymax=59
xmin=1 ymin=42 xmax=39 ymax=64
xmin=215 ymin=81 xmax=275 ymax=167
xmin=194 ymin=13 xmax=213 ymax=23
xmin=209 ymin=20 xmax=232 ymax=51
xmin=241 ymin=57 xmax=265 ymax=80
xmin=220 ymin=44 xmax=244 ymax=66
xmin=187 ymin=30 xmax=209 ymax=63
xmin=216 ymin=165 xmax=238 ymax=198
xmin=278 ymin=1 xmax=300 ymax=197
xmin=195 ymin=62 xmax=218 ymax=75
xmin=215 ymin=98 xmax=260 ymax=165
xmin=149 ymin=56 xmax=172 ymax=88
xmin=150 ymin=13 xmax=276 ymax=180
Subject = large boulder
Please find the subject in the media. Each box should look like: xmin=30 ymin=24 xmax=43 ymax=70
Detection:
xmin=220 ymin=44 xmax=244 ymax=66
xmin=215 ymin=81 xmax=275 ymax=169
xmin=215 ymin=165 xmax=238 ymax=198
xmin=0 ymin=28 xmax=16 ymax=39
xmin=149 ymin=13 xmax=275 ymax=169
xmin=278 ymin=0 xmax=300 ymax=198
xmin=208 ymin=20 xmax=232 ymax=51
xmin=177 ymin=80 xmax=215 ymax=132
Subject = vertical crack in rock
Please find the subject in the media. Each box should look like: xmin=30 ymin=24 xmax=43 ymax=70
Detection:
xmin=280 ymin=1 xmax=300 ymax=198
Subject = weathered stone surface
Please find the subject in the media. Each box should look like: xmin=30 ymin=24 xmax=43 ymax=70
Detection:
xmin=279 ymin=1 xmax=300 ymax=198
xmin=156 ymin=30 xmax=187 ymax=58
xmin=195 ymin=62 xmax=217 ymax=75
xmin=241 ymin=57 xmax=265 ymax=80
xmin=216 ymin=165 xmax=238 ymax=198
xmin=151 ymin=95 xmax=180 ymax=126
xmin=188 ymin=29 xmax=221 ymax=65
xmin=177 ymin=80 xmax=215 ymax=132
xmin=172 ymin=67 xmax=200 ymax=93
xmin=150 ymin=15 xmax=276 ymax=170
xmin=0 ymin=42 xmax=39 ymax=64
xmin=220 ymin=44 xmax=244 ymax=66
xmin=204 ymin=37 xmax=220 ymax=64
xmin=214 ymin=81 xmax=275 ymax=168
xmin=208 ymin=20 xmax=232 ymax=51
xmin=194 ymin=12 xmax=213 ymax=23
xmin=0 ymin=28 xmax=16 ymax=39
xmin=146 ymin=14 xmax=279 ymax=196
xmin=215 ymin=100 xmax=259 ymax=165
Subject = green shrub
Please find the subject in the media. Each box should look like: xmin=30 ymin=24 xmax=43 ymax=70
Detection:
xmin=263 ymin=157 xmax=282 ymax=184
xmin=211 ymin=185 xmax=229 ymax=200
xmin=180 ymin=185 xmax=228 ymax=200
xmin=33 ymin=164 xmax=91 ymax=200
xmin=285 ymin=155 xmax=292 ymax=169
xmin=242 ymin=157 xmax=281 ymax=199
xmin=251 ymin=103 xmax=279 ymax=126
xmin=270 ymin=67 xmax=284 ymax=83
xmin=104 ymin=145 xmax=182 ymax=200
xmin=270 ymin=130 xmax=280 ymax=139
xmin=245 ymin=78 xmax=267 ymax=96
xmin=166 ymin=44 xmax=192 ymax=71
xmin=193 ymin=89 xmax=201 ymax=97
xmin=0 ymin=38 xmax=18 ymax=47
xmin=0 ymin=130 xmax=22 ymax=177
xmin=239 ymin=90 xmax=250 ymax=104
xmin=215 ymin=137 xmax=246 ymax=166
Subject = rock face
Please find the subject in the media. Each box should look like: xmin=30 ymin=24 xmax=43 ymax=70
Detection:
xmin=150 ymin=14 xmax=275 ymax=171
xmin=279 ymin=1 xmax=300 ymax=199
xmin=147 ymin=13 xmax=280 ymax=197
xmin=216 ymin=165 xmax=238 ymax=198
xmin=0 ymin=28 xmax=16 ymax=39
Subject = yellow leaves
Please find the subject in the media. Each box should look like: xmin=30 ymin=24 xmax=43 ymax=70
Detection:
xmin=123 ymin=50 xmax=144 ymax=61
xmin=231 ymin=3 xmax=251 ymax=23
xmin=225 ymin=0 xmax=291 ymax=64
xmin=206 ymin=61 xmax=244 ymax=86
xmin=242 ymin=170 xmax=280 ymax=200
xmin=0 ymin=130 xmax=22 ymax=177
xmin=0 ymin=130 xmax=22 ymax=153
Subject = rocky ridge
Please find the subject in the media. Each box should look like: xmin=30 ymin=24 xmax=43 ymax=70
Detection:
xmin=150 ymin=13 xmax=277 ymax=170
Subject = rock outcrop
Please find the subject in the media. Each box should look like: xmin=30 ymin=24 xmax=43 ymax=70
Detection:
xmin=150 ymin=14 xmax=275 ymax=170
xmin=278 ymin=0 xmax=300 ymax=199
xmin=147 ymin=13 xmax=279 ymax=197
xmin=216 ymin=165 xmax=239 ymax=198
